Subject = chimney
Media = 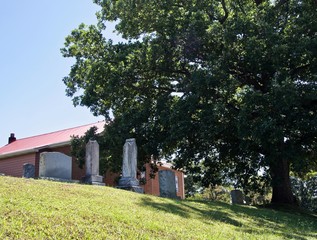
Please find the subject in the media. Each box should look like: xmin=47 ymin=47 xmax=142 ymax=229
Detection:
xmin=8 ymin=133 xmax=16 ymax=144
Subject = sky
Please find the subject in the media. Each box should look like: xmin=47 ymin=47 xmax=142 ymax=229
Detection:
xmin=0 ymin=1 xmax=121 ymax=146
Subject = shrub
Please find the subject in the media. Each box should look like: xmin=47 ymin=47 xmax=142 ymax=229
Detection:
xmin=291 ymin=175 xmax=317 ymax=213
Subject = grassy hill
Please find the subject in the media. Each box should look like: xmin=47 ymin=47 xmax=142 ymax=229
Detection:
xmin=0 ymin=176 xmax=316 ymax=239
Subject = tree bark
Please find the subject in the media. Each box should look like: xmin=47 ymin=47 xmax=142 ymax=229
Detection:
xmin=270 ymin=158 xmax=297 ymax=205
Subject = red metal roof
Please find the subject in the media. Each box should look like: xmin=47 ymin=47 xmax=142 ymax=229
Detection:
xmin=0 ymin=121 xmax=105 ymax=157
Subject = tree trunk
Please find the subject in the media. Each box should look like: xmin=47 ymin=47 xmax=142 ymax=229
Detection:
xmin=270 ymin=158 xmax=297 ymax=205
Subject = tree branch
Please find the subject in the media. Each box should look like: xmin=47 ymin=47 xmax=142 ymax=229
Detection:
xmin=219 ymin=0 xmax=229 ymax=24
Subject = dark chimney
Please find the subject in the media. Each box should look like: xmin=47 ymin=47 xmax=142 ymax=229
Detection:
xmin=8 ymin=133 xmax=16 ymax=144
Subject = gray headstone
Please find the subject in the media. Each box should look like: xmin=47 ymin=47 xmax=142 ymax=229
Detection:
xmin=122 ymin=138 xmax=137 ymax=178
xmin=84 ymin=140 xmax=104 ymax=185
xmin=39 ymin=152 xmax=72 ymax=180
xmin=86 ymin=140 xmax=100 ymax=176
xmin=159 ymin=170 xmax=177 ymax=198
xmin=230 ymin=190 xmax=245 ymax=204
xmin=23 ymin=163 xmax=35 ymax=178
xmin=117 ymin=138 xmax=143 ymax=193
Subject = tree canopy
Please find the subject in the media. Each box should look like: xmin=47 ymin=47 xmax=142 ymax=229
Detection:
xmin=62 ymin=0 xmax=317 ymax=205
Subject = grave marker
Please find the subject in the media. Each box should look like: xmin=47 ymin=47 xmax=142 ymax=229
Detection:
xmin=39 ymin=152 xmax=72 ymax=180
xmin=230 ymin=190 xmax=245 ymax=204
xmin=159 ymin=170 xmax=177 ymax=198
xmin=23 ymin=163 xmax=35 ymax=178
xmin=117 ymin=138 xmax=143 ymax=193
xmin=83 ymin=140 xmax=105 ymax=185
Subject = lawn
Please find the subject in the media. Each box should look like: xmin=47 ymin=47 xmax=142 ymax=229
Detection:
xmin=0 ymin=176 xmax=316 ymax=239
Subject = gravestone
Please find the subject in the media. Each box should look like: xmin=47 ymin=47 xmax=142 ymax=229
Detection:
xmin=159 ymin=170 xmax=177 ymax=198
xmin=39 ymin=152 xmax=72 ymax=180
xmin=230 ymin=190 xmax=245 ymax=204
xmin=117 ymin=138 xmax=143 ymax=193
xmin=83 ymin=140 xmax=105 ymax=185
xmin=23 ymin=163 xmax=35 ymax=178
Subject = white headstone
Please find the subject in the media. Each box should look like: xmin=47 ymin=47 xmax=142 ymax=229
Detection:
xmin=39 ymin=152 xmax=72 ymax=180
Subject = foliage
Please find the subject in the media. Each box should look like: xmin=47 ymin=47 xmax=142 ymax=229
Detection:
xmin=71 ymin=124 xmax=127 ymax=174
xmin=70 ymin=126 xmax=100 ymax=169
xmin=139 ymin=177 xmax=146 ymax=185
xmin=70 ymin=124 xmax=122 ymax=176
xmin=291 ymin=174 xmax=317 ymax=213
xmin=191 ymin=185 xmax=271 ymax=205
xmin=1 ymin=176 xmax=317 ymax=239
xmin=184 ymin=174 xmax=202 ymax=198
xmin=202 ymin=185 xmax=232 ymax=203
xmin=62 ymin=0 xmax=317 ymax=204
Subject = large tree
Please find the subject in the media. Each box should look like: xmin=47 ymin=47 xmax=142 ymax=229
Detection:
xmin=62 ymin=0 xmax=317 ymax=205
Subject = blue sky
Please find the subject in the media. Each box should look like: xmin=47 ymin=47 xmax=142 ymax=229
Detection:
xmin=0 ymin=1 xmax=120 ymax=146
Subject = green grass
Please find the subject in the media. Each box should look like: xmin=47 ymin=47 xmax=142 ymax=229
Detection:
xmin=0 ymin=176 xmax=316 ymax=239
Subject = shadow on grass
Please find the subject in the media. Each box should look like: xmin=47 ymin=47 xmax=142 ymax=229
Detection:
xmin=139 ymin=197 xmax=317 ymax=240
xmin=139 ymin=196 xmax=190 ymax=218
xmin=139 ymin=197 xmax=241 ymax=227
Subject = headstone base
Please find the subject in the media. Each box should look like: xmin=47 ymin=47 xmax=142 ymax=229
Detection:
xmin=91 ymin=181 xmax=106 ymax=186
xmin=117 ymin=185 xmax=144 ymax=194
xmin=117 ymin=177 xmax=144 ymax=193
xmin=82 ymin=175 xmax=105 ymax=186
xmin=118 ymin=177 xmax=140 ymax=187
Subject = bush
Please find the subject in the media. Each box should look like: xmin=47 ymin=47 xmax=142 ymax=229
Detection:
xmin=199 ymin=186 xmax=231 ymax=203
xmin=190 ymin=185 xmax=271 ymax=206
xmin=291 ymin=175 xmax=317 ymax=213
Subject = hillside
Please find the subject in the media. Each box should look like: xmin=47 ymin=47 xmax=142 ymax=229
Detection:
xmin=0 ymin=176 xmax=316 ymax=239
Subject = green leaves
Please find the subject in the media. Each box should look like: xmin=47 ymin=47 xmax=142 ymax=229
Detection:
xmin=63 ymin=0 xmax=317 ymax=204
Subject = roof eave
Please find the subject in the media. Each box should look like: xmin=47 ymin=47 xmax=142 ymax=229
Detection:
xmin=0 ymin=149 xmax=38 ymax=159
xmin=0 ymin=140 xmax=71 ymax=159
xmin=34 ymin=140 xmax=71 ymax=150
